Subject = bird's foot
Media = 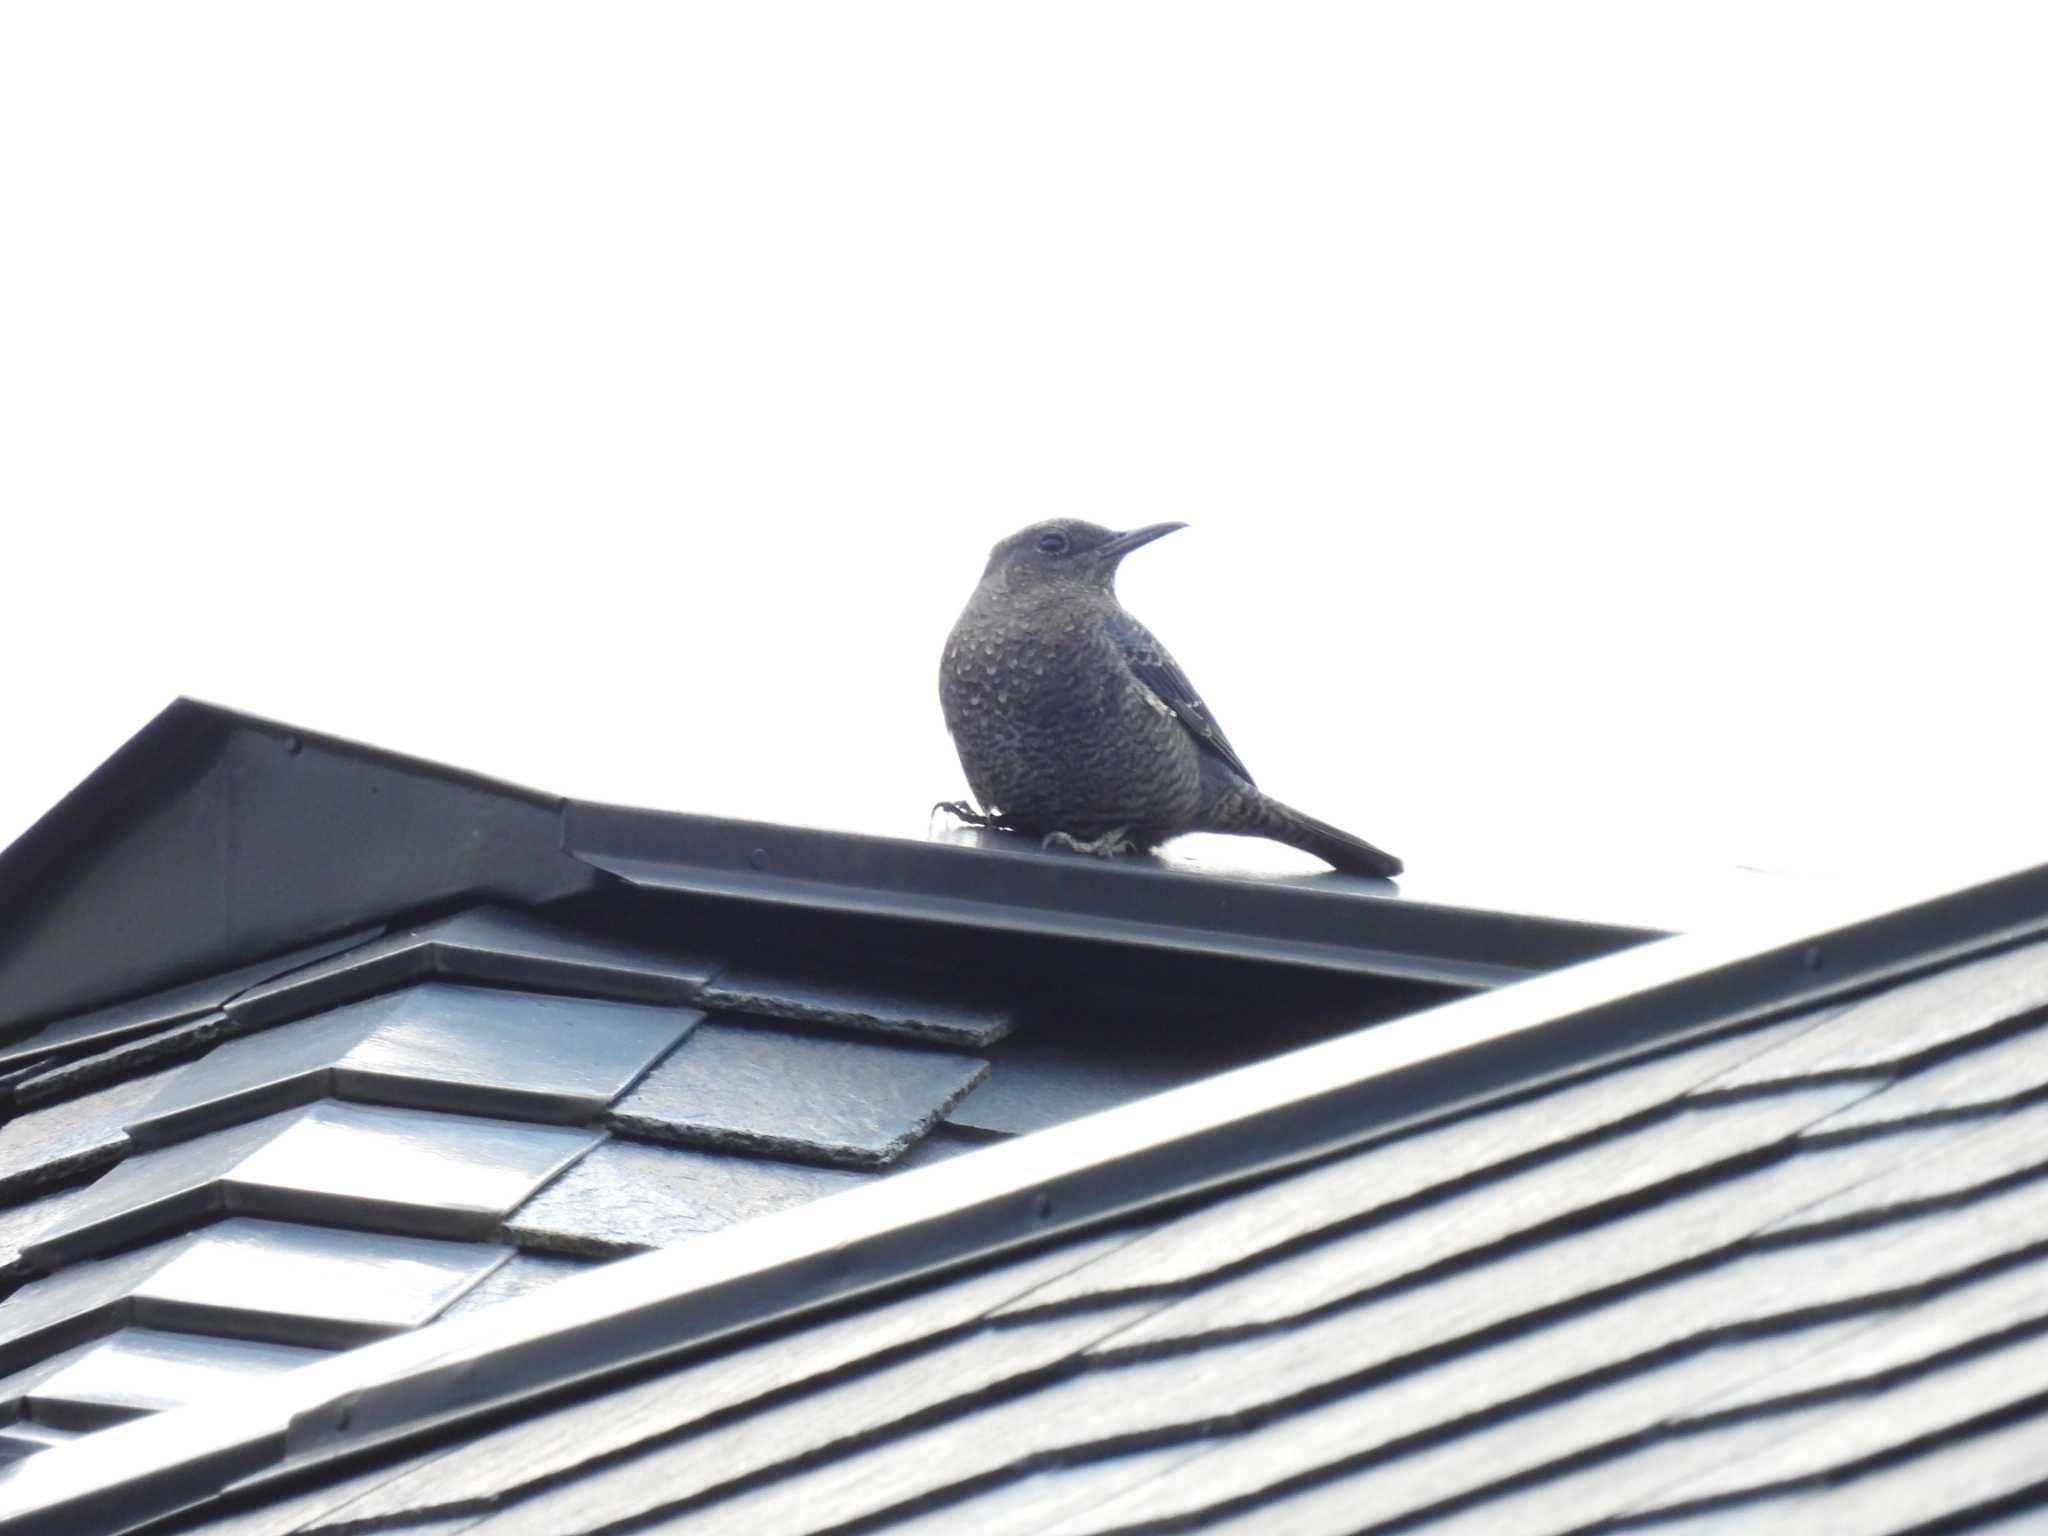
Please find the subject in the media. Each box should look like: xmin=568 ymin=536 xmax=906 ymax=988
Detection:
xmin=931 ymin=799 xmax=998 ymax=829
xmin=1041 ymin=827 xmax=1138 ymax=860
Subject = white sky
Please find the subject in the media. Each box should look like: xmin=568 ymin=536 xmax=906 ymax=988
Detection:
xmin=3 ymin=4 xmax=2044 ymax=931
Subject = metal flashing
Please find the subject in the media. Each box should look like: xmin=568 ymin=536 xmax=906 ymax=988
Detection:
xmin=6 ymin=856 xmax=2047 ymax=1535
xmin=0 ymin=701 xmax=596 ymax=1037
xmin=565 ymin=801 xmax=1656 ymax=989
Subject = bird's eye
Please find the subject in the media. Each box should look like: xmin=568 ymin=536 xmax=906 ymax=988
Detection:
xmin=1036 ymin=532 xmax=1070 ymax=556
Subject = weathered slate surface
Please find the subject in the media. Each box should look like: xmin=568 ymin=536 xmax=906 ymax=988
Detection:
xmin=11 ymin=1012 xmax=236 ymax=1107
xmin=294 ymin=1232 xmax=1134 ymax=1529
xmin=0 ymin=1068 xmax=175 ymax=1203
xmin=499 ymin=1138 xmax=872 ymax=1257
xmin=699 ymin=961 xmax=1014 ymax=1049
xmin=24 ymin=1104 xmax=602 ymax=1265
xmin=607 ymin=1019 xmax=987 ymax=1169
xmin=141 ymin=940 xmax=2048 ymax=1536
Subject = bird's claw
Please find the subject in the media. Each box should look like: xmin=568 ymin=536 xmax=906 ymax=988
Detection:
xmin=1041 ymin=828 xmax=1138 ymax=860
xmin=932 ymin=800 xmax=997 ymax=828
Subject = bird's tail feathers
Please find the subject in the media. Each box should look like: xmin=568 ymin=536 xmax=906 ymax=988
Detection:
xmin=1238 ymin=792 xmax=1404 ymax=879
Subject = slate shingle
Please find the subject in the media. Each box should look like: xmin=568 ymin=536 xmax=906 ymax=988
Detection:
xmin=607 ymin=1019 xmax=988 ymax=1169
xmin=699 ymin=962 xmax=1013 ymax=1049
xmin=500 ymin=1139 xmax=870 ymax=1258
xmin=0 ymin=1328 xmax=327 ymax=1428
xmin=140 ymin=950 xmax=2048 ymax=1536
xmin=224 ymin=908 xmax=713 ymax=1030
xmin=23 ymin=1103 xmax=602 ymax=1266
xmin=0 ymin=1219 xmax=504 ymax=1369
xmin=127 ymin=982 xmax=698 ymax=1146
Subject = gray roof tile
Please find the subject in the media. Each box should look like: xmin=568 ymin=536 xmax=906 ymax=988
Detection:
xmin=1703 ymin=936 xmax=2048 ymax=1089
xmin=0 ymin=1068 xmax=172 ymax=1205
xmin=0 ymin=1420 xmax=82 ymax=1468
xmin=0 ymin=1219 xmax=504 ymax=1368
xmin=1802 ymin=1015 xmax=2048 ymax=1136
xmin=10 ymin=1012 xmax=234 ymax=1108
xmin=500 ymin=1138 xmax=868 ymax=1258
xmin=0 ymin=930 xmax=378 ymax=1073
xmin=152 ymin=931 xmax=2048 ymax=1536
xmin=316 ymin=1232 xmax=1135 ymax=1530
xmin=224 ymin=907 xmax=713 ymax=1030
xmin=0 ymin=1328 xmax=327 ymax=1429
xmin=1004 ymin=1013 xmax=1858 ymax=1314
xmin=434 ymin=1252 xmax=599 ymax=1323
xmin=607 ymin=1019 xmax=987 ymax=1169
xmin=128 ymin=982 xmax=697 ymax=1146
xmin=130 ymin=1220 xmax=506 ymax=1347
xmin=1639 ymin=1323 xmax=2048 ymax=1517
xmin=467 ymin=1304 xmax=1159 ymax=1536
xmin=699 ymin=962 xmax=1013 ymax=1049
xmin=24 ymin=1101 xmax=601 ymax=1266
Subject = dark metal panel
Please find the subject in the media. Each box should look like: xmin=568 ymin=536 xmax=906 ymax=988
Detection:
xmin=225 ymin=908 xmax=716 ymax=1031
xmin=566 ymin=801 xmax=1658 ymax=989
xmin=129 ymin=982 xmax=698 ymax=1148
xmin=0 ymin=931 xmax=378 ymax=1064
xmin=947 ymin=1032 xmax=1262 ymax=1140
xmin=698 ymin=964 xmax=1013 ymax=1049
xmin=608 ymin=1020 xmax=988 ymax=1170
xmin=0 ymin=701 xmax=597 ymax=1037
xmin=25 ymin=1104 xmax=603 ymax=1266
xmin=501 ymin=1140 xmax=869 ymax=1259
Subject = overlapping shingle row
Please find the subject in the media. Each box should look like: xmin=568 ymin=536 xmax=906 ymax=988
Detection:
xmin=0 ymin=906 xmax=1015 ymax=1452
xmin=165 ymin=938 xmax=2048 ymax=1535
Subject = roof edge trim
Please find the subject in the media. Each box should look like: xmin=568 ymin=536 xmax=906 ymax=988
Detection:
xmin=567 ymin=801 xmax=1655 ymax=987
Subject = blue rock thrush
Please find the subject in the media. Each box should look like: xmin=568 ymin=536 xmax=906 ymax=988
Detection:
xmin=938 ymin=519 xmax=1403 ymax=877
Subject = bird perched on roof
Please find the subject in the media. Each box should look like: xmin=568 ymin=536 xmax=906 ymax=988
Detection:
xmin=938 ymin=519 xmax=1403 ymax=878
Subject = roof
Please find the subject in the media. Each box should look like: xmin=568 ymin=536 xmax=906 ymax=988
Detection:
xmin=0 ymin=701 xmax=1657 ymax=1529
xmin=0 ymin=752 xmax=2040 ymax=1533
xmin=131 ymin=926 xmax=2048 ymax=1536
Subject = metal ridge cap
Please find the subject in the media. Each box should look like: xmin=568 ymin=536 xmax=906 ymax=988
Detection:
xmin=565 ymin=801 xmax=1658 ymax=984
xmin=10 ymin=857 xmax=2048 ymax=1536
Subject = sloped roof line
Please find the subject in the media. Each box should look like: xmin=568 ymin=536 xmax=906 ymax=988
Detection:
xmin=0 ymin=700 xmax=1650 ymax=1040
xmin=565 ymin=803 xmax=1651 ymax=988
xmin=7 ymin=861 xmax=2048 ymax=1536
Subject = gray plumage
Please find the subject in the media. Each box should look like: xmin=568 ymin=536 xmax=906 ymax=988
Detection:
xmin=938 ymin=519 xmax=1403 ymax=878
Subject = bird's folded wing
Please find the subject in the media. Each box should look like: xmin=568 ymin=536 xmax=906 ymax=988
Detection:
xmin=1105 ymin=608 xmax=1256 ymax=785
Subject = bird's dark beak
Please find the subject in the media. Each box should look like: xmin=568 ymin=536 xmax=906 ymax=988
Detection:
xmin=1095 ymin=522 xmax=1188 ymax=562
